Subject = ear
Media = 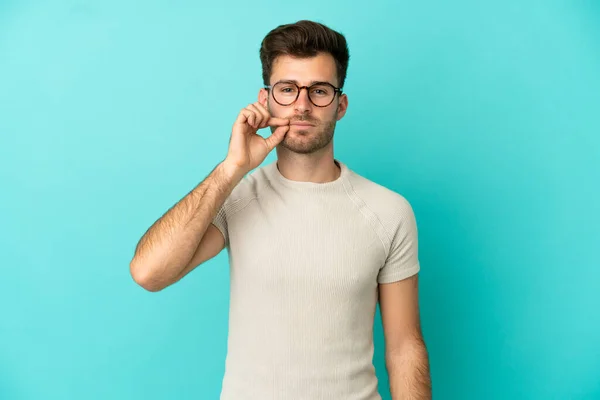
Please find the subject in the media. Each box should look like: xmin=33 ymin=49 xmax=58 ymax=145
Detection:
xmin=258 ymin=88 xmax=269 ymax=108
xmin=336 ymin=93 xmax=349 ymax=121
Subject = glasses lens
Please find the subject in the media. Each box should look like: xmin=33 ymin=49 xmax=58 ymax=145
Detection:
xmin=308 ymin=83 xmax=335 ymax=106
xmin=272 ymin=82 xmax=298 ymax=106
xmin=272 ymin=82 xmax=335 ymax=106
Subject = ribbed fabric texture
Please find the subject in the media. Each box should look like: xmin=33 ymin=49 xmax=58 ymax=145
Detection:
xmin=212 ymin=159 xmax=420 ymax=400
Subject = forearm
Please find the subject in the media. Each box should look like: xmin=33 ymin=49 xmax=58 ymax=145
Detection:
xmin=130 ymin=160 xmax=244 ymax=290
xmin=387 ymin=338 xmax=432 ymax=400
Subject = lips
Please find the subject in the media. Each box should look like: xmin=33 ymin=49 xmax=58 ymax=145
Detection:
xmin=290 ymin=122 xmax=315 ymax=127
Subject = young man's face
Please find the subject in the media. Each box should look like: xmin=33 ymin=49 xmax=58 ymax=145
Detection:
xmin=259 ymin=52 xmax=348 ymax=154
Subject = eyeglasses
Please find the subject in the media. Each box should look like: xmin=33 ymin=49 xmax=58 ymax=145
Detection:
xmin=265 ymin=81 xmax=343 ymax=107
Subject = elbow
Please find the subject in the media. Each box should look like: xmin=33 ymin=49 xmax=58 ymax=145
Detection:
xmin=386 ymin=336 xmax=429 ymax=364
xmin=129 ymin=259 xmax=166 ymax=292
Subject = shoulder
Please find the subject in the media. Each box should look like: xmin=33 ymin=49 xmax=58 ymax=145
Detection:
xmin=346 ymin=168 xmax=415 ymax=215
xmin=345 ymin=168 xmax=417 ymax=234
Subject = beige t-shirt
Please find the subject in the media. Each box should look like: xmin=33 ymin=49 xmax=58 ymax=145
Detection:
xmin=212 ymin=159 xmax=420 ymax=400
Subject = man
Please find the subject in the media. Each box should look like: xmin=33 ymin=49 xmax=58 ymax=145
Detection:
xmin=130 ymin=20 xmax=431 ymax=400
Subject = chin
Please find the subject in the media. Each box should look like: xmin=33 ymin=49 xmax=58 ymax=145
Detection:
xmin=281 ymin=138 xmax=312 ymax=154
xmin=280 ymin=133 xmax=333 ymax=155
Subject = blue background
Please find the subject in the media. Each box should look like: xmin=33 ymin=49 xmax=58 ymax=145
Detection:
xmin=1 ymin=1 xmax=599 ymax=399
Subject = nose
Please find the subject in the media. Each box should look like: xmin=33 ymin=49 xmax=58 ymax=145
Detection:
xmin=294 ymin=87 xmax=313 ymax=114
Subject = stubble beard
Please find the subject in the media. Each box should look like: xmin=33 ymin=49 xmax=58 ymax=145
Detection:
xmin=269 ymin=103 xmax=338 ymax=155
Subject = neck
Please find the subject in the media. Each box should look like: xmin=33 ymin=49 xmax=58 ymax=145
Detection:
xmin=274 ymin=150 xmax=341 ymax=184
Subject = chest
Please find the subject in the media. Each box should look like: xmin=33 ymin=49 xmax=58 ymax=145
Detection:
xmin=226 ymin=195 xmax=386 ymax=298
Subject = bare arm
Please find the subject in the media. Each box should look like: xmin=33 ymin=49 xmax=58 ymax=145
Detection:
xmin=379 ymin=274 xmax=432 ymax=399
xmin=129 ymin=100 xmax=290 ymax=292
xmin=129 ymin=161 xmax=244 ymax=292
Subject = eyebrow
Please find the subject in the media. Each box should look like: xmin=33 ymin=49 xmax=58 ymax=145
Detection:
xmin=277 ymin=79 xmax=334 ymax=86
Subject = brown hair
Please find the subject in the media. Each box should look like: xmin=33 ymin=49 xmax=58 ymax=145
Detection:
xmin=259 ymin=20 xmax=350 ymax=88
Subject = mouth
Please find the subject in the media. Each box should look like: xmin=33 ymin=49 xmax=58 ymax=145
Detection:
xmin=290 ymin=122 xmax=315 ymax=127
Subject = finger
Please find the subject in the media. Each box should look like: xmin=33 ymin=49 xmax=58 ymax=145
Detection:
xmin=256 ymin=102 xmax=288 ymax=128
xmin=235 ymin=109 xmax=249 ymax=124
xmin=267 ymin=117 xmax=290 ymax=127
xmin=246 ymin=104 xmax=265 ymax=129
xmin=237 ymin=109 xmax=256 ymax=130
xmin=264 ymin=124 xmax=289 ymax=150
xmin=253 ymin=102 xmax=271 ymax=128
xmin=242 ymin=108 xmax=257 ymax=128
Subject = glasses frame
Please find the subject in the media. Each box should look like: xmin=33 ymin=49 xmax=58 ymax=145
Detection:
xmin=264 ymin=81 xmax=344 ymax=108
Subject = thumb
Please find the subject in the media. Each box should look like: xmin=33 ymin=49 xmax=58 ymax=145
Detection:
xmin=264 ymin=125 xmax=289 ymax=151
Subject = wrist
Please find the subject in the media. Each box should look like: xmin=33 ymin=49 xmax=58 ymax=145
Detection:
xmin=219 ymin=159 xmax=248 ymax=182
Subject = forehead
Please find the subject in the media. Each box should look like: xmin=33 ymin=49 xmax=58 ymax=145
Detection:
xmin=270 ymin=53 xmax=338 ymax=86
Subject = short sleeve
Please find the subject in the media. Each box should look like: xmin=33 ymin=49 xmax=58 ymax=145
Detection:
xmin=212 ymin=203 xmax=229 ymax=246
xmin=377 ymin=200 xmax=420 ymax=284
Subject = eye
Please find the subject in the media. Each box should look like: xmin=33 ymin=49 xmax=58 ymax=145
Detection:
xmin=310 ymin=86 xmax=330 ymax=96
xmin=278 ymin=86 xmax=297 ymax=94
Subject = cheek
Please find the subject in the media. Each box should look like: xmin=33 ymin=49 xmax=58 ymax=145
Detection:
xmin=267 ymin=100 xmax=287 ymax=117
xmin=320 ymin=108 xmax=338 ymax=122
